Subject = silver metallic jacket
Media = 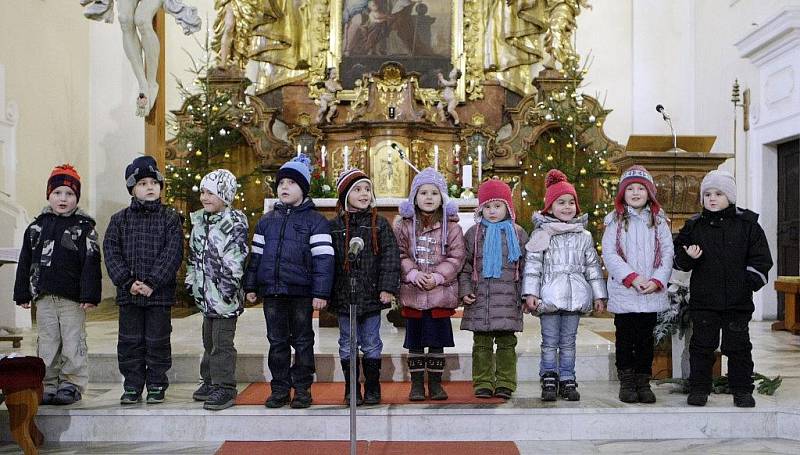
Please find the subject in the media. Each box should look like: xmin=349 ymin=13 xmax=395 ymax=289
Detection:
xmin=522 ymin=213 xmax=608 ymax=314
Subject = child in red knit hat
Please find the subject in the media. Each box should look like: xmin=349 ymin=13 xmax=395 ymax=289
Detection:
xmin=522 ymin=169 xmax=607 ymax=402
xmin=458 ymin=178 xmax=528 ymax=399
xmin=14 ymin=164 xmax=102 ymax=405
xmin=601 ymin=165 xmax=674 ymax=404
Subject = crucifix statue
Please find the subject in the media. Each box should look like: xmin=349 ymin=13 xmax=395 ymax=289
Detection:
xmin=80 ymin=0 xmax=201 ymax=117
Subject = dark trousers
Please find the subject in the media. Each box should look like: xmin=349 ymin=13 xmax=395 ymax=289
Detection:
xmin=201 ymin=316 xmax=238 ymax=391
xmin=117 ymin=304 xmax=172 ymax=392
xmin=263 ymin=296 xmax=315 ymax=393
xmin=614 ymin=312 xmax=657 ymax=375
xmin=689 ymin=309 xmax=754 ymax=394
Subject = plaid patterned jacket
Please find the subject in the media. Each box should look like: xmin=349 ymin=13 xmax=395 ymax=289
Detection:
xmin=103 ymin=198 xmax=184 ymax=306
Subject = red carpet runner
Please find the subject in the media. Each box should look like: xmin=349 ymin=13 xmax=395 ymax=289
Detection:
xmin=236 ymin=381 xmax=505 ymax=405
xmin=216 ymin=440 xmax=520 ymax=455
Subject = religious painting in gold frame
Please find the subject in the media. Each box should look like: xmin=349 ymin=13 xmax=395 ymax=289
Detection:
xmin=329 ymin=0 xmax=465 ymax=102
xmin=370 ymin=140 xmax=410 ymax=198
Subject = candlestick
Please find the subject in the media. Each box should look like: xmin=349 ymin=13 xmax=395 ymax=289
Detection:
xmin=434 ymin=145 xmax=439 ymax=171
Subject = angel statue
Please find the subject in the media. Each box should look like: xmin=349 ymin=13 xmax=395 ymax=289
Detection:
xmin=436 ymin=68 xmax=461 ymax=126
xmin=212 ymin=0 xmax=260 ymax=69
xmin=543 ymin=0 xmax=592 ymax=68
xmin=314 ymin=67 xmax=343 ymax=124
xmin=80 ymin=0 xmax=201 ymax=117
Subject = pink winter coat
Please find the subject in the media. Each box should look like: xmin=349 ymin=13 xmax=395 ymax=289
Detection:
xmin=394 ymin=214 xmax=466 ymax=311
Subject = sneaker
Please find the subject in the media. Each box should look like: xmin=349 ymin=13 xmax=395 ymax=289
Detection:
xmin=290 ymin=389 xmax=313 ymax=409
xmin=193 ymin=382 xmax=213 ymax=402
xmin=733 ymin=392 xmax=756 ymax=408
xmin=203 ymin=387 xmax=237 ymax=411
xmin=687 ymin=391 xmax=708 ymax=406
xmin=120 ymin=388 xmax=142 ymax=405
xmin=265 ymin=390 xmax=291 ymax=408
xmin=559 ymin=380 xmax=581 ymax=401
xmin=53 ymin=384 xmax=82 ymax=405
xmin=41 ymin=390 xmax=56 ymax=406
xmin=541 ymin=372 xmax=558 ymax=402
xmin=146 ymin=386 xmax=167 ymax=404
xmin=494 ymin=387 xmax=513 ymax=400
xmin=474 ymin=388 xmax=494 ymax=399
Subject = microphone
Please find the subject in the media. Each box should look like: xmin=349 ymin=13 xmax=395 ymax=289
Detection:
xmin=391 ymin=143 xmax=400 ymax=151
xmin=655 ymin=104 xmax=670 ymax=121
xmin=348 ymin=237 xmax=365 ymax=261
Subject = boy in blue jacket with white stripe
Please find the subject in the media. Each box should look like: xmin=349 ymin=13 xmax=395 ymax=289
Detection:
xmin=244 ymin=154 xmax=334 ymax=409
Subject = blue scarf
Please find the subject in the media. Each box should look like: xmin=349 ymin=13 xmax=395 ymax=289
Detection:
xmin=480 ymin=219 xmax=521 ymax=278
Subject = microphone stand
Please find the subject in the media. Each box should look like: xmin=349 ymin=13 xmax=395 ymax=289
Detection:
xmin=348 ymin=252 xmax=360 ymax=455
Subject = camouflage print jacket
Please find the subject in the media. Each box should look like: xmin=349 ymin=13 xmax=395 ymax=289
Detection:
xmin=14 ymin=206 xmax=102 ymax=305
xmin=186 ymin=208 xmax=249 ymax=318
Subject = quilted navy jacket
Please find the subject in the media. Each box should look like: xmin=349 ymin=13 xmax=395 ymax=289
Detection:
xmin=244 ymin=198 xmax=334 ymax=299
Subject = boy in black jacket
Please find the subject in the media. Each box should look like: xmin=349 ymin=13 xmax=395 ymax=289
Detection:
xmin=14 ymin=164 xmax=102 ymax=405
xmin=103 ymin=156 xmax=183 ymax=405
xmin=329 ymin=168 xmax=400 ymax=405
xmin=244 ymin=155 xmax=334 ymax=409
xmin=674 ymin=170 xmax=773 ymax=408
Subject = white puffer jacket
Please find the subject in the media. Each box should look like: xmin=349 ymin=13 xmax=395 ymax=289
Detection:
xmin=601 ymin=206 xmax=675 ymax=314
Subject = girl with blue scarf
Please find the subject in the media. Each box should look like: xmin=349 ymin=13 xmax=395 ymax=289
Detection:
xmin=458 ymin=179 xmax=528 ymax=399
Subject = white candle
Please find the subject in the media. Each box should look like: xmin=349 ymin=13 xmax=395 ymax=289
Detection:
xmin=343 ymin=145 xmax=350 ymax=170
xmin=462 ymin=164 xmax=473 ymax=188
xmin=434 ymin=144 xmax=439 ymax=171
xmin=297 ymin=144 xmax=301 ymax=157
xmin=321 ymin=145 xmax=327 ymax=168
xmin=477 ymin=145 xmax=483 ymax=183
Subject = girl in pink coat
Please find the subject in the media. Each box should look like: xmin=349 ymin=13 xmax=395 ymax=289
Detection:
xmin=394 ymin=167 xmax=466 ymax=402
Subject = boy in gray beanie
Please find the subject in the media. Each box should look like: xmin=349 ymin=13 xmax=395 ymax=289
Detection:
xmin=673 ymin=168 xmax=772 ymax=408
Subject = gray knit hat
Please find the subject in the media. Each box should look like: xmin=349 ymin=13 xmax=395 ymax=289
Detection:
xmin=700 ymin=170 xmax=736 ymax=205
xmin=200 ymin=169 xmax=238 ymax=206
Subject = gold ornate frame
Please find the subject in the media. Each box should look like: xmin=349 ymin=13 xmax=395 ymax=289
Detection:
xmin=327 ymin=0 xmax=465 ymax=103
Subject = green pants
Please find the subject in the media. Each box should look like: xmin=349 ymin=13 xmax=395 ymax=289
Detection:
xmin=472 ymin=331 xmax=517 ymax=391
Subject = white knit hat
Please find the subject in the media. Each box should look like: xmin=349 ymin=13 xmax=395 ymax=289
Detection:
xmin=200 ymin=169 xmax=238 ymax=206
xmin=700 ymin=170 xmax=736 ymax=205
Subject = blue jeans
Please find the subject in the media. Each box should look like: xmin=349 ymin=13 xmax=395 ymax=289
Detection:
xmin=539 ymin=312 xmax=581 ymax=380
xmin=263 ymin=296 xmax=315 ymax=393
xmin=337 ymin=313 xmax=383 ymax=360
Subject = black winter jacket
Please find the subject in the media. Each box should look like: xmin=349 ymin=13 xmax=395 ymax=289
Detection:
xmin=103 ymin=198 xmax=184 ymax=306
xmin=243 ymin=198 xmax=334 ymax=299
xmin=14 ymin=207 xmax=102 ymax=304
xmin=673 ymin=206 xmax=773 ymax=312
xmin=328 ymin=210 xmax=401 ymax=316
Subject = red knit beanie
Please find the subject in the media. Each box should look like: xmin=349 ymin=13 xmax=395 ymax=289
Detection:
xmin=477 ymin=178 xmax=515 ymax=222
xmin=47 ymin=164 xmax=82 ymax=202
xmin=614 ymin=165 xmax=660 ymax=215
xmin=542 ymin=169 xmax=579 ymax=215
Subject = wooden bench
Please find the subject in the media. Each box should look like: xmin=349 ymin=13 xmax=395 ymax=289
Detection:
xmin=772 ymin=276 xmax=800 ymax=335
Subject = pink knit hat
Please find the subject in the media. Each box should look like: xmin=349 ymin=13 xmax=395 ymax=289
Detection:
xmin=542 ymin=169 xmax=580 ymax=215
xmin=615 ymin=165 xmax=661 ymax=215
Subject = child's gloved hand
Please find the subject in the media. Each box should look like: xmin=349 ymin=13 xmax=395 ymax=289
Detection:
xmin=462 ymin=294 xmax=476 ymax=305
xmin=246 ymin=292 xmax=258 ymax=303
xmin=312 ymin=298 xmax=328 ymax=310
xmin=379 ymin=291 xmax=394 ymax=304
xmin=684 ymin=245 xmax=703 ymax=259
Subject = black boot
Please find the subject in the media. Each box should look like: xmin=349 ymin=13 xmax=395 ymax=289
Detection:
xmin=362 ymin=358 xmax=382 ymax=405
xmin=341 ymin=359 xmax=363 ymax=405
xmin=408 ymin=355 xmax=426 ymax=401
xmin=540 ymin=372 xmax=558 ymax=402
xmin=635 ymin=373 xmax=656 ymax=403
xmin=617 ymin=369 xmax=638 ymax=403
xmin=426 ymin=355 xmax=448 ymax=400
xmin=558 ymin=379 xmax=581 ymax=401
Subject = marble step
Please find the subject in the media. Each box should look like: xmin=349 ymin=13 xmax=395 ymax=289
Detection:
xmin=3 ymin=381 xmax=799 ymax=444
xmin=85 ymin=350 xmax=617 ymax=383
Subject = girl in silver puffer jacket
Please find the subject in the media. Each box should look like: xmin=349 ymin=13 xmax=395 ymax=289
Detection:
xmin=522 ymin=170 xmax=608 ymax=402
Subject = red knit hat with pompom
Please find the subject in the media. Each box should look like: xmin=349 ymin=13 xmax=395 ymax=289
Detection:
xmin=47 ymin=164 xmax=82 ymax=202
xmin=542 ymin=169 xmax=580 ymax=215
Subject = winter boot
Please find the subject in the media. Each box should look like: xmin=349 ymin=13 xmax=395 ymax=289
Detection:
xmin=559 ymin=380 xmax=581 ymax=401
xmin=341 ymin=359 xmax=363 ymax=405
xmin=687 ymin=391 xmax=708 ymax=406
xmin=617 ymin=369 xmax=639 ymax=403
xmin=362 ymin=357 xmax=382 ymax=405
xmin=635 ymin=373 xmax=656 ymax=403
xmin=408 ymin=355 xmax=426 ymax=401
xmin=733 ymin=392 xmax=756 ymax=408
xmin=540 ymin=372 xmax=558 ymax=402
xmin=426 ymin=355 xmax=448 ymax=400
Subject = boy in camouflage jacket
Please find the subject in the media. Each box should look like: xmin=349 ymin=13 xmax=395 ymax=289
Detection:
xmin=186 ymin=169 xmax=249 ymax=411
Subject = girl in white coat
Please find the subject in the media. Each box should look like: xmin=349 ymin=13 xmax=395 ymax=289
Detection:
xmin=602 ymin=165 xmax=674 ymax=404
